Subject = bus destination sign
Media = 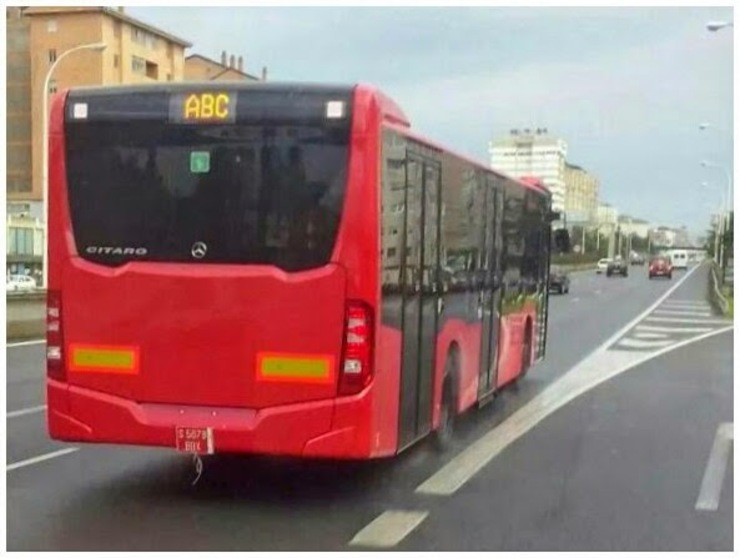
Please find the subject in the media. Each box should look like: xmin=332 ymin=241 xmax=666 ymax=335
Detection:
xmin=170 ymin=92 xmax=237 ymax=123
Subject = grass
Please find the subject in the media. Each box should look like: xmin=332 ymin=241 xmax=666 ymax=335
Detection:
xmin=722 ymin=286 xmax=734 ymax=318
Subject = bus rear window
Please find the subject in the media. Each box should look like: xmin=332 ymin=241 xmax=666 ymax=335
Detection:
xmin=65 ymin=120 xmax=350 ymax=271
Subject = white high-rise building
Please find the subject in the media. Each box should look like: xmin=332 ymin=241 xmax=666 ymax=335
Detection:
xmin=489 ymin=128 xmax=567 ymax=214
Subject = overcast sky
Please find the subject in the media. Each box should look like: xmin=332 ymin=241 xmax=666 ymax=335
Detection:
xmin=130 ymin=5 xmax=734 ymax=237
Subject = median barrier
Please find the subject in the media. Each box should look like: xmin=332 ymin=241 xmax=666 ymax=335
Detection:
xmin=6 ymin=291 xmax=45 ymax=341
xmin=708 ymin=263 xmax=731 ymax=317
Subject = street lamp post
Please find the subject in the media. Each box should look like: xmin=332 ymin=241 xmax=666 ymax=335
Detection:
xmin=701 ymin=181 xmax=725 ymax=264
xmin=42 ymin=41 xmax=107 ymax=290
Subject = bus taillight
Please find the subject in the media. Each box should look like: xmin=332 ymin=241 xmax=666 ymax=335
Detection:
xmin=339 ymin=301 xmax=374 ymax=396
xmin=46 ymin=290 xmax=66 ymax=381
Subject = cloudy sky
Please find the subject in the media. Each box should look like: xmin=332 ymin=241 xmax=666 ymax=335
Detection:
xmin=130 ymin=5 xmax=734 ymax=237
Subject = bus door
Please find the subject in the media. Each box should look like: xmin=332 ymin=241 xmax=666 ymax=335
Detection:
xmin=477 ymin=178 xmax=504 ymax=399
xmin=398 ymin=152 xmax=442 ymax=450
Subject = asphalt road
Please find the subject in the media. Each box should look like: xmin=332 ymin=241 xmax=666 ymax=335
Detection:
xmin=6 ymin=262 xmax=733 ymax=550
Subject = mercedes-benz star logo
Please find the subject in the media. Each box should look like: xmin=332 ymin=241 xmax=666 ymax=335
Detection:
xmin=191 ymin=241 xmax=207 ymax=259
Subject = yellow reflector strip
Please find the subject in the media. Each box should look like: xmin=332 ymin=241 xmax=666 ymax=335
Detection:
xmin=69 ymin=344 xmax=139 ymax=375
xmin=257 ymin=353 xmax=334 ymax=384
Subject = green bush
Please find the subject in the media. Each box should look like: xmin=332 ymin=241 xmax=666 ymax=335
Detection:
xmin=551 ymin=253 xmax=600 ymax=266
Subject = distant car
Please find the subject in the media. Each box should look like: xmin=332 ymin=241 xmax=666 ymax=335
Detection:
xmin=667 ymin=250 xmax=688 ymax=270
xmin=648 ymin=256 xmax=672 ymax=280
xmin=596 ymin=258 xmax=611 ymax=274
xmin=606 ymin=258 xmax=629 ymax=277
xmin=6 ymin=274 xmax=37 ymax=292
xmin=630 ymin=253 xmax=645 ymax=266
xmin=549 ymin=266 xmax=570 ymax=294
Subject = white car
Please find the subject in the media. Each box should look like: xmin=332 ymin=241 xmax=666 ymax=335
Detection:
xmin=596 ymin=258 xmax=611 ymax=274
xmin=6 ymin=274 xmax=37 ymax=292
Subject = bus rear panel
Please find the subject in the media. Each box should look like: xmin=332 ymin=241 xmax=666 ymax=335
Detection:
xmin=47 ymin=84 xmax=387 ymax=458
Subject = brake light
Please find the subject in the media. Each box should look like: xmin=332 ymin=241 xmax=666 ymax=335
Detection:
xmin=46 ymin=290 xmax=66 ymax=381
xmin=339 ymin=301 xmax=374 ymax=396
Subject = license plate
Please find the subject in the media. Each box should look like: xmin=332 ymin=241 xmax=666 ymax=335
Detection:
xmin=175 ymin=426 xmax=214 ymax=454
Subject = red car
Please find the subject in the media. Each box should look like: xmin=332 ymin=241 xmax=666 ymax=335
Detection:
xmin=648 ymin=256 xmax=672 ymax=279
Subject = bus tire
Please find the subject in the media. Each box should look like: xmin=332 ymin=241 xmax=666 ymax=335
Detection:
xmin=433 ymin=349 xmax=458 ymax=453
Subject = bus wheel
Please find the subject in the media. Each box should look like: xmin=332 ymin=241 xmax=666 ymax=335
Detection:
xmin=433 ymin=351 xmax=458 ymax=452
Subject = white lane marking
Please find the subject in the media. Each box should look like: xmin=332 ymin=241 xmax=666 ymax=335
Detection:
xmin=652 ymin=310 xmax=713 ymax=317
xmin=667 ymin=299 xmax=711 ymax=305
xmin=349 ymin=510 xmax=429 ymax=548
xmin=615 ymin=338 xmax=674 ymax=349
xmin=7 ymin=339 xmax=45 ymax=348
xmin=661 ymin=302 xmax=712 ymax=309
xmin=416 ymin=325 xmax=733 ymax=496
xmin=645 ymin=317 xmax=730 ymax=324
xmin=636 ymin=325 xmax=714 ymax=334
xmin=630 ymin=331 xmax=670 ymax=340
xmin=7 ymin=447 xmax=80 ymax=472
xmin=570 ymin=297 xmax=580 ymax=303
xmin=7 ymin=405 xmax=47 ymax=419
xmin=696 ymin=423 xmax=733 ymax=511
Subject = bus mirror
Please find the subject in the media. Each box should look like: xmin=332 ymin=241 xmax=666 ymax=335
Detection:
xmin=547 ymin=210 xmax=561 ymax=223
xmin=554 ymin=229 xmax=571 ymax=253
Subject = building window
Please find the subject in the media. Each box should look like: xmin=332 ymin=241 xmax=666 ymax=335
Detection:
xmin=47 ymin=19 xmax=57 ymax=32
xmin=9 ymin=228 xmax=34 ymax=256
xmin=48 ymin=49 xmax=57 ymax=63
xmin=48 ymin=80 xmax=57 ymax=94
xmin=132 ymin=55 xmax=146 ymax=74
xmin=114 ymin=54 xmax=119 ymax=68
xmin=145 ymin=60 xmax=159 ymax=79
xmin=132 ymin=27 xmax=157 ymax=49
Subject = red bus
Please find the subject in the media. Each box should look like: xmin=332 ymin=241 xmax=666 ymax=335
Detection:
xmin=47 ymin=83 xmax=563 ymax=458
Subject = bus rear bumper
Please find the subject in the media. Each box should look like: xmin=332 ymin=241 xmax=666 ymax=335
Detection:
xmin=47 ymin=380 xmax=374 ymax=459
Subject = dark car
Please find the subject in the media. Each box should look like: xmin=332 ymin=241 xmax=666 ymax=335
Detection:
xmin=648 ymin=256 xmax=672 ymax=280
xmin=549 ymin=266 xmax=570 ymax=294
xmin=606 ymin=257 xmax=629 ymax=277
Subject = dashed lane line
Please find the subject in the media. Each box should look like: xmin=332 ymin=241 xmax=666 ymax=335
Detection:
xmin=7 ymin=448 xmax=80 ymax=472
xmin=349 ymin=510 xmax=429 ymax=548
xmin=7 ymin=339 xmax=45 ymax=348
xmin=696 ymin=423 xmax=733 ymax=512
xmin=7 ymin=405 xmax=47 ymax=419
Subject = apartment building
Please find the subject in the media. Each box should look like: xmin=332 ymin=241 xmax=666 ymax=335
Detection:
xmin=597 ymin=203 xmax=619 ymax=226
xmin=6 ymin=6 xmax=191 ymax=278
xmin=489 ymin=128 xmax=567 ymax=214
xmin=184 ymin=51 xmax=263 ymax=82
xmin=564 ymin=162 xmax=599 ymax=223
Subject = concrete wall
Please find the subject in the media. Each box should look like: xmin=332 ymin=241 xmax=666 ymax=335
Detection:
xmin=7 ymin=292 xmax=45 ymax=340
